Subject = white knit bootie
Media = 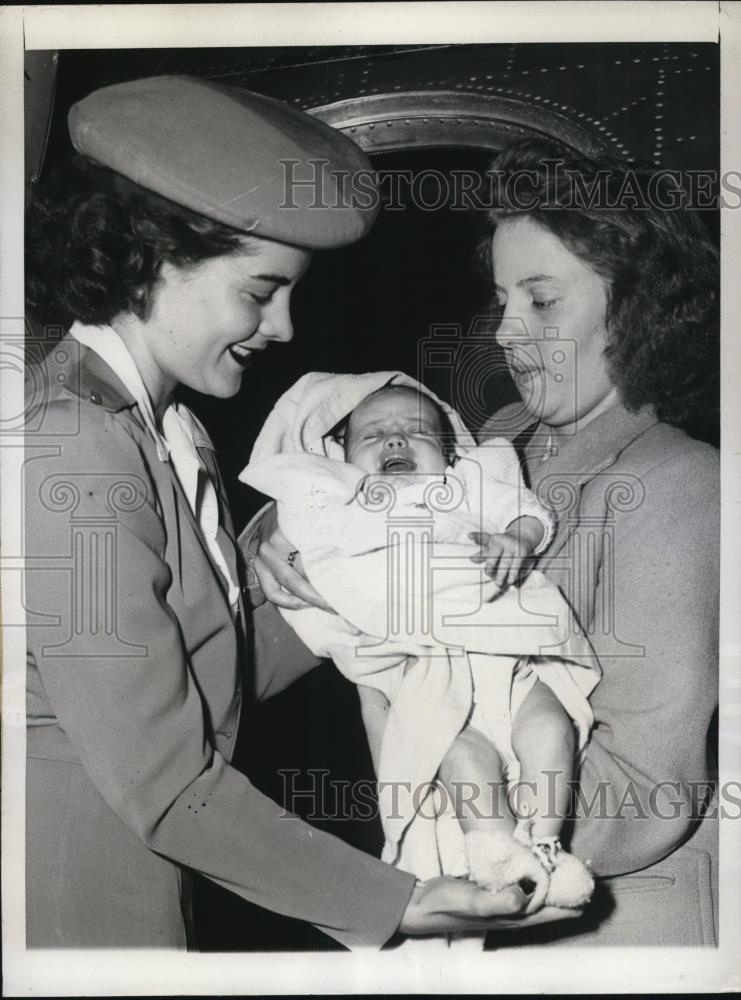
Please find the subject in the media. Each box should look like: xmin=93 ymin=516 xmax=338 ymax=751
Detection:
xmin=530 ymin=834 xmax=594 ymax=909
xmin=465 ymin=819 xmax=551 ymax=914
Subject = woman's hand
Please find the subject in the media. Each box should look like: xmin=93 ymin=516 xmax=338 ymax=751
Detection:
xmin=253 ymin=503 xmax=336 ymax=612
xmin=399 ymin=876 xmax=582 ymax=935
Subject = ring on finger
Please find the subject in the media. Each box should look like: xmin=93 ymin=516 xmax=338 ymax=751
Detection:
xmin=287 ymin=549 xmax=300 ymax=568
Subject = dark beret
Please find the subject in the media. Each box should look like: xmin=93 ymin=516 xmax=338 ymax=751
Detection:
xmin=68 ymin=75 xmax=379 ymax=249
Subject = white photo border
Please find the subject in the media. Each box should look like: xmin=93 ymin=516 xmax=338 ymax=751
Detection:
xmin=2 ymin=2 xmax=740 ymax=995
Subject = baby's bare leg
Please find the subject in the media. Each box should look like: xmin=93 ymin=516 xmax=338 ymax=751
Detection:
xmin=438 ymin=725 xmax=513 ymax=835
xmin=511 ymin=680 xmax=575 ymax=840
xmin=441 ymin=725 xmax=553 ymax=911
xmin=359 ymin=685 xmax=514 ymax=836
xmin=357 ymin=684 xmax=389 ymax=777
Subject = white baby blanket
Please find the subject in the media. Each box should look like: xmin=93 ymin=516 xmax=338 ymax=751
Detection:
xmin=240 ymin=372 xmax=600 ymax=894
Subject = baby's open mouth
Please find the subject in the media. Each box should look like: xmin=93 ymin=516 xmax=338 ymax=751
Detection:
xmin=381 ymin=455 xmax=416 ymax=473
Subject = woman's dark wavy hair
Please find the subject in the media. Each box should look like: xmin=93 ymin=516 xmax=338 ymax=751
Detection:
xmin=27 ymin=155 xmax=251 ymax=327
xmin=477 ymin=138 xmax=719 ymax=438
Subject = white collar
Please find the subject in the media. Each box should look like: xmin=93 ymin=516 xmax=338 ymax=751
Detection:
xmin=70 ymin=320 xmax=175 ymax=462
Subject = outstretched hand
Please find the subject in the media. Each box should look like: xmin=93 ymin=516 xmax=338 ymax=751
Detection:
xmin=399 ymin=875 xmax=582 ymax=935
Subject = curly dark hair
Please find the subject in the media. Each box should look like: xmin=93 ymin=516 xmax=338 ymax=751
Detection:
xmin=477 ymin=138 xmax=719 ymax=439
xmin=26 ymin=155 xmax=251 ymax=327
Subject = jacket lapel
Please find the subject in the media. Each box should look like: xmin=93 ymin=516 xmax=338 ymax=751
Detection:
xmin=526 ymin=404 xmax=659 ymax=561
xmin=197 ymin=445 xmax=244 ymax=586
xmin=527 ymin=404 xmax=659 ymax=491
xmin=166 ymin=451 xmax=237 ymax=612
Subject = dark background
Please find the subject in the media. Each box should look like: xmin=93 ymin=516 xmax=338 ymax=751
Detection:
xmin=25 ymin=41 xmax=720 ymax=950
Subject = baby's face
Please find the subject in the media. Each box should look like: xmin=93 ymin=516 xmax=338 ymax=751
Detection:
xmin=345 ymin=388 xmax=448 ymax=476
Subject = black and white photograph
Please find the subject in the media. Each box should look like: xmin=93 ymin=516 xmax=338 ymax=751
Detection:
xmin=2 ymin=2 xmax=740 ymax=995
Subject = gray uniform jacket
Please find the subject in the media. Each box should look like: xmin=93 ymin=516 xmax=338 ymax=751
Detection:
xmin=24 ymin=338 xmax=415 ymax=949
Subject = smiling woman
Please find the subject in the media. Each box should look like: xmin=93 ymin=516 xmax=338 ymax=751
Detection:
xmin=109 ymin=243 xmax=310 ymax=410
xmin=25 ymin=74 xmax=566 ymax=952
xmin=27 ymin=157 xmax=311 ymax=410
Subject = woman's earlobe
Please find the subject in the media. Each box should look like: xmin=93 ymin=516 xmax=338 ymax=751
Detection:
xmin=130 ymin=287 xmax=149 ymax=320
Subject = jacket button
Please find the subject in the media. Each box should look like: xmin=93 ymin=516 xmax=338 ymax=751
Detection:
xmin=90 ymin=391 xmax=102 ymax=405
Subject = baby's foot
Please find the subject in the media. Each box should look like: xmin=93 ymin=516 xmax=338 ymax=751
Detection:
xmin=530 ymin=835 xmax=594 ymax=908
xmin=465 ymin=828 xmax=550 ymax=914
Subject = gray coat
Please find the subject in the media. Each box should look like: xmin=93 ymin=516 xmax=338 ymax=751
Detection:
xmin=480 ymin=401 xmax=719 ymax=946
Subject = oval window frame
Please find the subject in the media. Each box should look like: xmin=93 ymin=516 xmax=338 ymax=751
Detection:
xmin=310 ymin=90 xmax=612 ymax=157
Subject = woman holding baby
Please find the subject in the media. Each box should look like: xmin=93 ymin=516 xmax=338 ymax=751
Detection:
xmin=25 ymin=73 xmax=717 ymax=950
xmin=478 ymin=142 xmax=719 ymax=945
xmin=256 ymin=144 xmax=719 ymax=946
